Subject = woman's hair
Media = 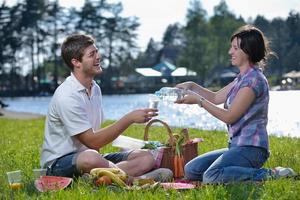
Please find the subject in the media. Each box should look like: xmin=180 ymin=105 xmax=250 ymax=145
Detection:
xmin=61 ymin=34 xmax=95 ymax=70
xmin=231 ymin=24 xmax=275 ymax=68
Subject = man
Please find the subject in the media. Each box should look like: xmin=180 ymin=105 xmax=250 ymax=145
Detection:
xmin=41 ymin=34 xmax=172 ymax=180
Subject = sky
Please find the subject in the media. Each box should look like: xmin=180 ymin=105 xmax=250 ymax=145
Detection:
xmin=2 ymin=0 xmax=300 ymax=50
xmin=66 ymin=0 xmax=299 ymax=50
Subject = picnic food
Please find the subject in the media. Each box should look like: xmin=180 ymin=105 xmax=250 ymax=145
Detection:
xmin=174 ymin=134 xmax=185 ymax=178
xmin=144 ymin=119 xmax=200 ymax=177
xmin=34 ymin=176 xmax=72 ymax=192
xmin=90 ymin=168 xmax=127 ymax=187
xmin=95 ymin=175 xmax=112 ymax=186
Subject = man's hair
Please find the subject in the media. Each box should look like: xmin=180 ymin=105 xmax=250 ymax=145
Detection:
xmin=231 ymin=24 xmax=275 ymax=68
xmin=61 ymin=34 xmax=95 ymax=70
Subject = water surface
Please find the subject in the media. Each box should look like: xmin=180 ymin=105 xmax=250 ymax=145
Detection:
xmin=3 ymin=90 xmax=300 ymax=138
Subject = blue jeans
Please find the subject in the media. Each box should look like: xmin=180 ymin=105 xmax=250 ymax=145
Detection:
xmin=184 ymin=146 xmax=270 ymax=184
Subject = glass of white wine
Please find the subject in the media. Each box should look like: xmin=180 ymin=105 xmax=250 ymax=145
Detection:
xmin=7 ymin=170 xmax=23 ymax=190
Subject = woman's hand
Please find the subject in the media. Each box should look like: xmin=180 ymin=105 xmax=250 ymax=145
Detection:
xmin=175 ymin=90 xmax=202 ymax=105
xmin=175 ymin=81 xmax=195 ymax=91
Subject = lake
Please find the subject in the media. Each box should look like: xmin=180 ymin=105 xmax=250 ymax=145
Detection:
xmin=2 ymin=90 xmax=300 ymax=138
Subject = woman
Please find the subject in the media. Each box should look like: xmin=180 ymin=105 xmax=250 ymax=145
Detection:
xmin=175 ymin=25 xmax=295 ymax=184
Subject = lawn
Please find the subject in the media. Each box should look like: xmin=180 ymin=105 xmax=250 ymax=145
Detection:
xmin=0 ymin=117 xmax=300 ymax=199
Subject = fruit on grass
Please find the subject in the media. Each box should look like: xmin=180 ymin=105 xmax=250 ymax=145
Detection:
xmin=90 ymin=167 xmax=123 ymax=175
xmin=95 ymin=175 xmax=112 ymax=186
xmin=90 ymin=168 xmax=128 ymax=187
xmin=94 ymin=170 xmax=127 ymax=187
xmin=34 ymin=176 xmax=72 ymax=192
xmin=90 ymin=167 xmax=128 ymax=181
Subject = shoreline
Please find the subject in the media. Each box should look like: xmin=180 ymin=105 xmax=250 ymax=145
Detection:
xmin=0 ymin=109 xmax=44 ymax=120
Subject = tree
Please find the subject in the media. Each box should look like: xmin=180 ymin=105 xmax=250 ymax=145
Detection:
xmin=285 ymin=12 xmax=300 ymax=72
xmin=76 ymin=0 xmax=106 ymax=37
xmin=75 ymin=1 xmax=139 ymax=72
xmin=0 ymin=2 xmax=24 ymax=93
xmin=177 ymin=0 xmax=208 ymax=84
xmin=135 ymin=38 xmax=160 ymax=68
xmin=103 ymin=2 xmax=139 ymax=69
xmin=208 ymin=0 xmax=244 ymax=68
xmin=19 ymin=0 xmax=48 ymax=92
xmin=159 ymin=23 xmax=184 ymax=64
xmin=48 ymin=0 xmax=60 ymax=89
xmin=162 ymin=23 xmax=183 ymax=47
xmin=265 ymin=18 xmax=288 ymax=77
xmin=0 ymin=3 xmax=13 ymax=71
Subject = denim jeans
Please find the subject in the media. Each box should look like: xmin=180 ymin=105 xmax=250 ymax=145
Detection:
xmin=184 ymin=146 xmax=270 ymax=184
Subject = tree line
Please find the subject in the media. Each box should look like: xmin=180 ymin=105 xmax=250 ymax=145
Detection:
xmin=0 ymin=0 xmax=300 ymax=96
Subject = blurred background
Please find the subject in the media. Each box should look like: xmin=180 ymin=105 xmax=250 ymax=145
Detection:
xmin=1 ymin=0 xmax=300 ymax=137
xmin=0 ymin=0 xmax=300 ymax=96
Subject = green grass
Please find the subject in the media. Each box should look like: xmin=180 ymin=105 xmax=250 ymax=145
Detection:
xmin=0 ymin=118 xmax=300 ymax=199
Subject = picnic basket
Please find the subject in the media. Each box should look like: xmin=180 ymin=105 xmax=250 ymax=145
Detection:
xmin=144 ymin=119 xmax=199 ymax=178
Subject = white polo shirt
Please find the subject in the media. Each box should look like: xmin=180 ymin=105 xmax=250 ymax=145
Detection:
xmin=41 ymin=73 xmax=104 ymax=168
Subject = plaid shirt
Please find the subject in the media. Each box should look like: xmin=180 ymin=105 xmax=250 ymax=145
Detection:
xmin=224 ymin=67 xmax=269 ymax=151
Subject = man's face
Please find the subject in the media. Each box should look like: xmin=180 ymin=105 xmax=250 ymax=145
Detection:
xmin=80 ymin=44 xmax=103 ymax=76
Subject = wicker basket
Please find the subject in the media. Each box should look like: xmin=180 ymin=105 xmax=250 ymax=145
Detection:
xmin=144 ymin=119 xmax=199 ymax=177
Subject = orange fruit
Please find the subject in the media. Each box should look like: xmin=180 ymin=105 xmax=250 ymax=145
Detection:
xmin=95 ymin=175 xmax=112 ymax=186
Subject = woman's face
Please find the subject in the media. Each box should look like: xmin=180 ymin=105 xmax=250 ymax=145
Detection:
xmin=228 ymin=37 xmax=249 ymax=67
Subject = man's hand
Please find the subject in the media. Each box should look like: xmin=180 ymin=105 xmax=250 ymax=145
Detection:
xmin=126 ymin=108 xmax=158 ymax=123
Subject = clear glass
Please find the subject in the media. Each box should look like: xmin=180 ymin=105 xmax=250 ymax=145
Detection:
xmin=148 ymin=94 xmax=160 ymax=109
xmin=33 ymin=168 xmax=47 ymax=179
xmin=6 ymin=170 xmax=23 ymax=190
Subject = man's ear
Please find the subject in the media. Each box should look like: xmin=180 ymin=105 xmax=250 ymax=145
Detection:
xmin=71 ymin=58 xmax=80 ymax=69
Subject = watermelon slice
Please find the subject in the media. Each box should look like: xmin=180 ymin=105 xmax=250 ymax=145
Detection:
xmin=160 ymin=182 xmax=195 ymax=190
xmin=34 ymin=176 xmax=72 ymax=192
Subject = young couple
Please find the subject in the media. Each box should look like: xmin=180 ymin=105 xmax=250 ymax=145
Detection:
xmin=41 ymin=24 xmax=295 ymax=184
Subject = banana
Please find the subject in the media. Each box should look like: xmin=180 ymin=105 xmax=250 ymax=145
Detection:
xmin=90 ymin=168 xmax=128 ymax=186
xmin=90 ymin=167 xmax=123 ymax=176
xmin=90 ymin=167 xmax=128 ymax=182
xmin=93 ymin=170 xmax=127 ymax=187
xmin=115 ymin=172 xmax=128 ymax=182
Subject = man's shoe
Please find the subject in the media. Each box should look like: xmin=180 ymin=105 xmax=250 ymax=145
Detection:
xmin=138 ymin=168 xmax=173 ymax=182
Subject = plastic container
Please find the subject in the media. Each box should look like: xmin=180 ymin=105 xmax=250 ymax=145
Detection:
xmin=112 ymin=135 xmax=146 ymax=150
xmin=148 ymin=94 xmax=160 ymax=109
xmin=33 ymin=168 xmax=47 ymax=179
xmin=6 ymin=170 xmax=23 ymax=190
xmin=154 ymin=87 xmax=184 ymax=102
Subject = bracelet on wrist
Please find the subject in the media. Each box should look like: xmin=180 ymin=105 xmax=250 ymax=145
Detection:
xmin=198 ymin=97 xmax=205 ymax=107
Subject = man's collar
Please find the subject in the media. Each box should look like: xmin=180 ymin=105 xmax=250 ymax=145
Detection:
xmin=69 ymin=73 xmax=92 ymax=92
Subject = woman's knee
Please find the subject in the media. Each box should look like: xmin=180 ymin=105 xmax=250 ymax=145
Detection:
xmin=202 ymin=168 xmax=220 ymax=184
xmin=184 ymin=163 xmax=194 ymax=179
xmin=184 ymin=161 xmax=203 ymax=180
